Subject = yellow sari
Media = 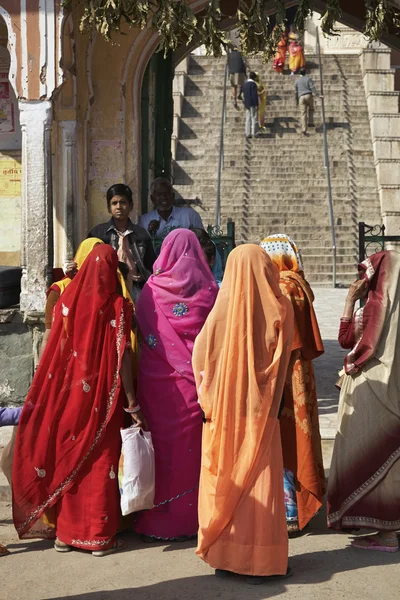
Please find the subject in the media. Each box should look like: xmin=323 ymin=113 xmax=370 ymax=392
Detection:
xmin=255 ymin=72 xmax=267 ymax=129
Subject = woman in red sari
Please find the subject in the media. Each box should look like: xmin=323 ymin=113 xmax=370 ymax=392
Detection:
xmin=327 ymin=251 xmax=400 ymax=552
xmin=12 ymin=245 xmax=145 ymax=556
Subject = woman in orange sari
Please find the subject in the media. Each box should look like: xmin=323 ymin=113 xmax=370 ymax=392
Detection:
xmin=260 ymin=234 xmax=325 ymax=535
xmin=273 ymin=29 xmax=288 ymax=74
xmin=192 ymin=244 xmax=294 ymax=584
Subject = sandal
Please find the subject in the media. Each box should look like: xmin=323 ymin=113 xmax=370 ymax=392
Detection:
xmin=246 ymin=567 xmax=293 ymax=585
xmin=92 ymin=539 xmax=125 ymax=557
xmin=287 ymin=521 xmax=300 ymax=538
xmin=141 ymin=534 xmax=157 ymax=544
xmin=0 ymin=543 xmax=10 ymax=557
xmin=351 ymin=534 xmax=398 ymax=553
xmin=54 ymin=538 xmax=73 ymax=553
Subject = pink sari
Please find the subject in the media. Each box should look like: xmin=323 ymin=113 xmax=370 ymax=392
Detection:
xmin=134 ymin=229 xmax=219 ymax=539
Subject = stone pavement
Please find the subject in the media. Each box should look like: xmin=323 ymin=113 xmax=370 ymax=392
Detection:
xmin=1 ymin=500 xmax=399 ymax=600
xmin=313 ymin=288 xmax=348 ymax=440
xmin=2 ymin=286 xmax=400 ymax=600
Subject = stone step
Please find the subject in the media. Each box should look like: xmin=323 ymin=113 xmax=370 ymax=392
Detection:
xmin=176 ymin=52 xmax=381 ymax=283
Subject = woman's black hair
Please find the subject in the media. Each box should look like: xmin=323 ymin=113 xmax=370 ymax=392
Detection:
xmin=191 ymin=228 xmax=216 ymax=264
xmin=106 ymin=184 xmax=133 ymax=209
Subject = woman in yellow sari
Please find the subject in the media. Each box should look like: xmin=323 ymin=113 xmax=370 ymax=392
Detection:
xmin=255 ymin=72 xmax=267 ymax=130
xmin=288 ymin=25 xmax=306 ymax=76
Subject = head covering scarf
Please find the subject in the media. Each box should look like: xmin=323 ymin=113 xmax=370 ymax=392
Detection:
xmin=48 ymin=238 xmax=104 ymax=296
xmin=344 ymin=251 xmax=400 ymax=374
xmin=261 ymin=234 xmax=323 ymax=359
xmin=13 ymin=245 xmax=132 ymax=538
xmin=136 ymin=229 xmax=219 ymax=383
xmin=193 ymin=245 xmax=294 ymax=576
xmin=260 ymin=233 xmax=303 ymax=273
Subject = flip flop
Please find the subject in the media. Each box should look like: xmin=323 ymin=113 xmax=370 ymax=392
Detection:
xmin=351 ymin=537 xmax=398 ymax=553
xmin=0 ymin=543 xmax=10 ymax=557
xmin=92 ymin=539 xmax=125 ymax=557
xmin=54 ymin=539 xmax=73 ymax=553
xmin=246 ymin=567 xmax=293 ymax=585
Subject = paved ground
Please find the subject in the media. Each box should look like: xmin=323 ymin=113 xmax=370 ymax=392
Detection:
xmin=313 ymin=288 xmax=348 ymax=439
xmin=1 ymin=500 xmax=399 ymax=600
xmin=5 ymin=287 xmax=386 ymax=600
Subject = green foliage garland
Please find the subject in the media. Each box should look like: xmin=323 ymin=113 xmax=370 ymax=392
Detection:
xmin=364 ymin=0 xmax=400 ymax=41
xmin=65 ymin=0 xmax=400 ymax=57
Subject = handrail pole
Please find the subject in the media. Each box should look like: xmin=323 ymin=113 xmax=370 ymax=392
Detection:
xmin=216 ymin=55 xmax=228 ymax=228
xmin=316 ymin=27 xmax=336 ymax=288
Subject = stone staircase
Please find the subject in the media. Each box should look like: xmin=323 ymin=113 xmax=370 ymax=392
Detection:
xmin=173 ymin=54 xmax=382 ymax=286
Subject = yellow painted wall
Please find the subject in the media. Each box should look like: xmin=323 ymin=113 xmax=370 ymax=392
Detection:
xmin=0 ymin=19 xmax=22 ymax=266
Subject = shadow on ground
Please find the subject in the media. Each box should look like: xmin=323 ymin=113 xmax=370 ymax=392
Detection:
xmin=48 ymin=540 xmax=400 ymax=600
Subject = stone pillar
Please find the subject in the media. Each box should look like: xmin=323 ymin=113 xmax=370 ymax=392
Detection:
xmin=60 ymin=120 xmax=78 ymax=262
xmin=19 ymin=100 xmax=53 ymax=315
xmin=360 ymin=48 xmax=400 ymax=236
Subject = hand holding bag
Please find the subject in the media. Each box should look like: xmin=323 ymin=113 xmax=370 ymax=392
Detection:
xmin=119 ymin=425 xmax=155 ymax=516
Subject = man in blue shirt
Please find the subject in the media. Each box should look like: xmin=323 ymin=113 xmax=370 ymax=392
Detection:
xmin=242 ymin=72 xmax=259 ymax=139
xmin=139 ymin=178 xmax=204 ymax=236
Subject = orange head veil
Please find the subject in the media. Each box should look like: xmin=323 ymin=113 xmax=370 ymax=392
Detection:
xmin=192 ymin=244 xmax=294 ymax=553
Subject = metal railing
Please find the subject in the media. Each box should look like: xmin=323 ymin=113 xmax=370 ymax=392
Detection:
xmin=215 ymin=55 xmax=229 ymax=228
xmin=316 ymin=27 xmax=336 ymax=289
xmin=358 ymin=222 xmax=400 ymax=262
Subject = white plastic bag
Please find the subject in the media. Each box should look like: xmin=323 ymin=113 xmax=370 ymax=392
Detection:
xmin=119 ymin=425 xmax=155 ymax=516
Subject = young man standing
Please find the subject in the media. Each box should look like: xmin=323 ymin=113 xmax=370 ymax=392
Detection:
xmin=87 ymin=183 xmax=156 ymax=301
xmin=139 ymin=178 xmax=204 ymax=237
xmin=295 ymin=67 xmax=322 ymax=135
xmin=243 ymin=72 xmax=259 ymax=139
xmin=228 ymin=48 xmax=246 ymax=109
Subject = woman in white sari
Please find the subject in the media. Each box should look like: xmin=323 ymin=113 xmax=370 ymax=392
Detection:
xmin=327 ymin=251 xmax=400 ymax=552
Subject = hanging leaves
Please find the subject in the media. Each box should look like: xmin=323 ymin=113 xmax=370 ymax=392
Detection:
xmin=153 ymin=0 xmax=197 ymax=57
xmin=63 ymin=0 xmax=400 ymax=56
xmin=364 ymin=0 xmax=400 ymax=41
xmin=236 ymin=0 xmax=269 ymax=57
xmin=200 ymin=0 xmax=232 ymax=57
xmin=262 ymin=0 xmax=287 ymax=62
xmin=294 ymin=0 xmax=313 ymax=32
xmin=320 ymin=0 xmax=342 ymax=36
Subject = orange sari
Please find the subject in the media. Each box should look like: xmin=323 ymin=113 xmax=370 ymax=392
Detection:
xmin=261 ymin=234 xmax=325 ymax=530
xmin=193 ymin=245 xmax=294 ymax=576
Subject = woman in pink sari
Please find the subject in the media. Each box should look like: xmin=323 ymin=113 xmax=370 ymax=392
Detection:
xmin=134 ymin=229 xmax=219 ymax=541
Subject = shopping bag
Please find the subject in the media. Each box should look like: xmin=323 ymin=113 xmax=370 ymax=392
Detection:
xmin=119 ymin=425 xmax=155 ymax=516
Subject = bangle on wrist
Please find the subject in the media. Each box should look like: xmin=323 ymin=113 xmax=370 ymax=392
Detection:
xmin=124 ymin=405 xmax=141 ymax=414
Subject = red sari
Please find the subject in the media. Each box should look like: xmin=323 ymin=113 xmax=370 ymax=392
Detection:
xmin=12 ymin=245 xmax=133 ymax=551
